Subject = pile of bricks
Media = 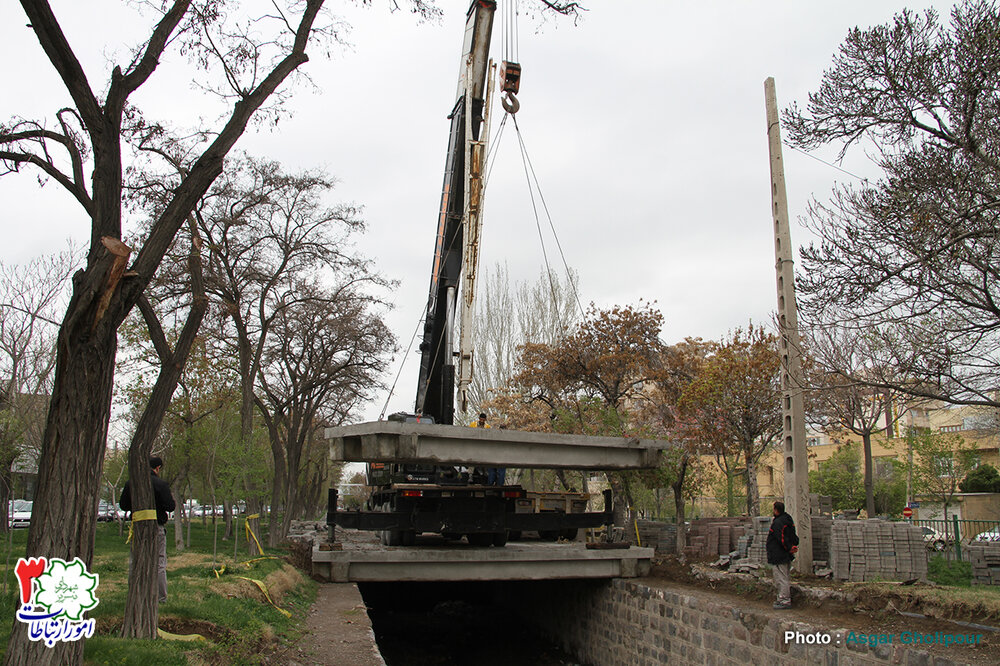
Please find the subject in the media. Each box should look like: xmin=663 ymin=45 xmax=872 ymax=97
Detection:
xmin=830 ymin=519 xmax=927 ymax=582
xmin=811 ymin=515 xmax=832 ymax=562
xmin=969 ymin=543 xmax=1000 ymax=585
xmin=681 ymin=517 xmax=751 ymax=559
xmin=810 ymin=493 xmax=833 ymax=515
xmin=746 ymin=516 xmax=771 ymax=563
xmin=634 ymin=519 xmax=677 ymax=554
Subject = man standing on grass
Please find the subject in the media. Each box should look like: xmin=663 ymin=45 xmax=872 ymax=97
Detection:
xmin=766 ymin=500 xmax=799 ymax=609
xmin=120 ymin=456 xmax=176 ymax=603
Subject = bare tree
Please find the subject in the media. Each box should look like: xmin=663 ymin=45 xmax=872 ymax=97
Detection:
xmin=195 ymin=155 xmax=373 ymax=551
xmin=0 ymin=1 xmax=336 ymax=661
xmin=0 ymin=250 xmax=75 ymax=531
xmin=803 ymin=324 xmax=912 ymax=518
xmin=468 ymin=264 xmax=579 ymax=417
xmin=784 ymin=1 xmax=1000 ymax=410
xmin=256 ymin=281 xmax=394 ymax=542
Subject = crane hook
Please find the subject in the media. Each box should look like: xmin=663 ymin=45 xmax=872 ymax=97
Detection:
xmin=502 ymin=91 xmax=520 ymax=115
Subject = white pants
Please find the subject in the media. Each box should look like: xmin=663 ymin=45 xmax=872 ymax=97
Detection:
xmin=773 ymin=561 xmax=791 ymax=605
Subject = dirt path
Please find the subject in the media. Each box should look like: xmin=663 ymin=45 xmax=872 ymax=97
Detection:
xmin=270 ymin=583 xmax=384 ymax=666
xmin=648 ymin=558 xmax=1000 ymax=666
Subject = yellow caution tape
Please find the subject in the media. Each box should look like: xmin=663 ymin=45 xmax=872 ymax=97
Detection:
xmin=243 ymin=556 xmax=280 ymax=568
xmin=125 ymin=510 xmax=160 ymax=544
xmin=245 ymin=515 xmax=264 ymax=555
xmin=213 ymin=564 xmax=226 ymax=578
xmin=236 ymin=577 xmax=292 ymax=618
xmin=157 ymin=628 xmax=207 ymax=642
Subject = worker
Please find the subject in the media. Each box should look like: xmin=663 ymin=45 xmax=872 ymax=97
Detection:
xmin=470 ymin=412 xmax=506 ymax=485
xmin=766 ymin=500 xmax=799 ymax=609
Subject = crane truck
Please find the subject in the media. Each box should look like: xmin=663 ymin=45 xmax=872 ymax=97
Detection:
xmin=326 ymin=0 xmax=617 ymax=547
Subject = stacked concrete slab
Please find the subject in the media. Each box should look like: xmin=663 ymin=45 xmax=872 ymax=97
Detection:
xmin=830 ymin=519 xmax=927 ymax=582
xmin=969 ymin=543 xmax=1000 ymax=585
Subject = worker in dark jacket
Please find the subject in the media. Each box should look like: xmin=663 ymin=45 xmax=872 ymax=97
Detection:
xmin=766 ymin=500 xmax=799 ymax=609
xmin=120 ymin=456 xmax=176 ymax=603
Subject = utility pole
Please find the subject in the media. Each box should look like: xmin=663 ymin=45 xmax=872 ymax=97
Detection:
xmin=765 ymin=77 xmax=812 ymax=574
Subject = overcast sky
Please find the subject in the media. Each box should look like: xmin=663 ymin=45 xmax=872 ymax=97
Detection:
xmin=0 ymin=1 xmax=957 ymax=423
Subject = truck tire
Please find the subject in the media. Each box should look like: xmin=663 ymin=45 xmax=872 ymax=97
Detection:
xmin=507 ymin=530 xmax=522 ymax=541
xmin=560 ymin=528 xmax=579 ymax=541
xmin=492 ymin=531 xmax=508 ymax=547
xmin=538 ymin=530 xmax=559 ymax=541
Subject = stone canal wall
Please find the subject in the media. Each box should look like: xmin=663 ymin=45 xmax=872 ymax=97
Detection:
xmin=495 ymin=578 xmax=966 ymax=666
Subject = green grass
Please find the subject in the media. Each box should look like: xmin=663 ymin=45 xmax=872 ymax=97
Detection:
xmin=928 ymin=554 xmax=973 ymax=587
xmin=0 ymin=521 xmax=317 ymax=665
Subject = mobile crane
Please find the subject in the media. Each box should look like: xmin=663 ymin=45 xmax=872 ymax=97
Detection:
xmin=326 ymin=1 xmax=636 ymax=547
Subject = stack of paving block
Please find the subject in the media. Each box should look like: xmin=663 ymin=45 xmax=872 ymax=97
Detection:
xmin=811 ymin=514 xmax=833 ymax=562
xmin=969 ymin=543 xmax=1000 ymax=585
xmin=634 ymin=520 xmax=677 ymax=554
xmin=681 ymin=517 xmax=751 ymax=559
xmin=809 ymin=493 xmax=833 ymax=515
xmin=830 ymin=519 xmax=926 ymax=582
xmin=746 ymin=516 xmax=772 ymax=564
xmin=830 ymin=519 xmax=851 ymax=579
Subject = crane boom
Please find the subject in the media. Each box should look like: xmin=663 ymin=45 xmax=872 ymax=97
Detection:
xmin=415 ymin=0 xmax=497 ymax=424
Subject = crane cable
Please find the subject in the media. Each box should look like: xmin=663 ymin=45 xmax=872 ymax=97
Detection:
xmin=510 ymin=113 xmax=588 ymax=325
xmin=378 ymin=315 xmax=425 ymax=420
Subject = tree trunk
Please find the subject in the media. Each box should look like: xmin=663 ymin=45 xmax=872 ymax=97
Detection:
xmin=606 ymin=473 xmax=628 ymax=527
xmin=0 ymin=465 xmax=12 ymax=535
xmin=725 ymin=472 xmax=735 ymax=517
xmin=745 ymin=450 xmax=760 ymax=517
xmin=672 ymin=454 xmax=689 ymax=553
xmin=4 ymin=320 xmax=117 ymax=666
xmin=862 ymin=432 xmax=875 ymax=518
xmin=173 ymin=490 xmax=185 ymax=551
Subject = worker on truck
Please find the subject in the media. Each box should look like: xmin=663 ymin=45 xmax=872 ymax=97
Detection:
xmin=470 ymin=412 xmax=506 ymax=485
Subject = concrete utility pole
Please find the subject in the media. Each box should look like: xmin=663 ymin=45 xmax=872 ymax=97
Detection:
xmin=764 ymin=77 xmax=812 ymax=574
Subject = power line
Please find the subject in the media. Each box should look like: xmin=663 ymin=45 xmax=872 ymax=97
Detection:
xmin=784 ymin=142 xmax=869 ymax=181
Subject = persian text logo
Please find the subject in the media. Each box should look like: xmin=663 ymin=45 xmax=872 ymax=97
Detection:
xmin=15 ymin=557 xmax=99 ymax=647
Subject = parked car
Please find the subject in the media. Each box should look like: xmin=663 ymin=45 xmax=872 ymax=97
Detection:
xmin=919 ymin=526 xmax=952 ymax=550
xmin=9 ymin=500 xmax=32 ymax=529
xmin=974 ymin=526 xmax=1000 ymax=543
xmin=97 ymin=501 xmax=126 ymax=522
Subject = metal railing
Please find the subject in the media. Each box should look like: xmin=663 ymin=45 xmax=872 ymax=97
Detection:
xmin=905 ymin=517 xmax=1000 ymax=560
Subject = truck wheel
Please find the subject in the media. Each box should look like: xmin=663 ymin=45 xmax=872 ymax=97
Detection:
xmin=538 ymin=530 xmax=559 ymax=541
xmin=560 ymin=528 xmax=579 ymax=541
xmin=401 ymin=530 xmax=416 ymax=546
xmin=492 ymin=531 xmax=508 ymax=547
xmin=468 ymin=533 xmax=493 ymax=547
xmin=508 ymin=530 xmax=522 ymax=541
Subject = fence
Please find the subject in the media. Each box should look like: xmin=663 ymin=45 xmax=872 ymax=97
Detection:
xmin=907 ymin=516 xmax=1000 ymax=561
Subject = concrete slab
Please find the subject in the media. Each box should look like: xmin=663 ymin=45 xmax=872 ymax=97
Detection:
xmin=312 ymin=538 xmax=653 ymax=583
xmin=325 ymin=421 xmax=671 ymax=470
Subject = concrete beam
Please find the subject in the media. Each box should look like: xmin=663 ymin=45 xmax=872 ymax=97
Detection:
xmin=311 ymin=541 xmax=654 ymax=583
xmin=325 ymin=421 xmax=670 ymax=470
